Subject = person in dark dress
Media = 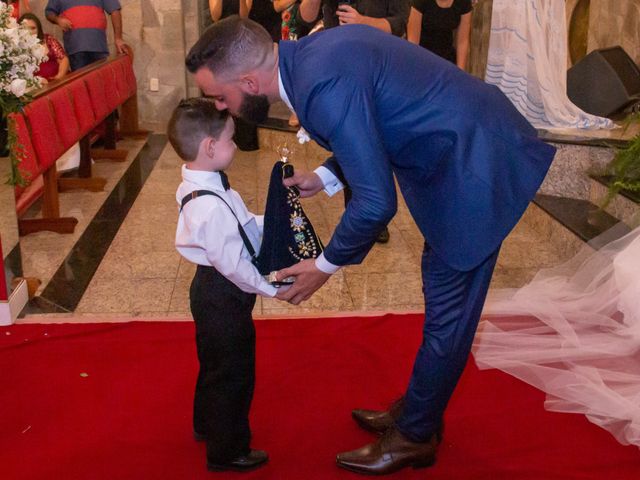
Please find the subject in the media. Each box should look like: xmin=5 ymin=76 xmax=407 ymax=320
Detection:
xmin=248 ymin=0 xmax=282 ymax=41
xmin=298 ymin=0 xmax=410 ymax=244
xmin=407 ymin=0 xmax=472 ymax=69
xmin=208 ymin=1 xmax=260 ymax=150
xmin=302 ymin=0 xmax=409 ymax=36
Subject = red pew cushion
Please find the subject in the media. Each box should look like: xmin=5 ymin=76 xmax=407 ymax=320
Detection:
xmin=84 ymin=70 xmax=110 ymax=122
xmin=101 ymin=64 xmax=121 ymax=112
xmin=23 ymin=98 xmax=64 ymax=171
xmin=48 ymin=88 xmax=81 ymax=151
xmin=67 ymin=80 xmax=97 ymax=137
xmin=10 ymin=113 xmax=40 ymax=189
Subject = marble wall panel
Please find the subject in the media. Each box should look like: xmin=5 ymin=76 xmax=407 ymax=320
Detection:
xmin=468 ymin=0 xmax=493 ymax=79
xmin=589 ymin=0 xmax=640 ymax=65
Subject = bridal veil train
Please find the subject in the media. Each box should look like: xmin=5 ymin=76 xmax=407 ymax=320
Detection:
xmin=474 ymin=222 xmax=640 ymax=448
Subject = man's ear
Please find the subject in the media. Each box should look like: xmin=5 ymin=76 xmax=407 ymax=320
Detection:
xmin=239 ymin=74 xmax=260 ymax=95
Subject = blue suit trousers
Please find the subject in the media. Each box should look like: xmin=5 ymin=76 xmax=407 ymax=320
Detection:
xmin=395 ymin=242 xmax=500 ymax=442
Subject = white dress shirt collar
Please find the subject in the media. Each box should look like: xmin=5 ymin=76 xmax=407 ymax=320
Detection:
xmin=182 ymin=164 xmax=227 ymax=191
xmin=278 ymin=67 xmax=294 ymax=112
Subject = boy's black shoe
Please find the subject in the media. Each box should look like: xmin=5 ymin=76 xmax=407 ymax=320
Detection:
xmin=207 ymin=449 xmax=269 ymax=472
xmin=194 ymin=431 xmax=207 ymax=442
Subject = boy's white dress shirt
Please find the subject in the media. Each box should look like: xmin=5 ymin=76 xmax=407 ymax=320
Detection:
xmin=176 ymin=165 xmax=277 ymax=297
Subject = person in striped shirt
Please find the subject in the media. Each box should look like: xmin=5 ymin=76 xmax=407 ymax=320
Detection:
xmin=45 ymin=0 xmax=127 ymax=71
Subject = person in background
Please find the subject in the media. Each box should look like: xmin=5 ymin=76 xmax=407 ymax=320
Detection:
xmin=19 ymin=13 xmax=70 ymax=83
xmin=407 ymin=0 xmax=472 ymax=70
xmin=299 ymin=0 xmax=408 ymax=36
xmin=275 ymin=0 xmax=314 ymax=127
xmin=298 ymin=0 xmax=410 ymax=244
xmin=248 ymin=0 xmax=281 ymax=42
xmin=208 ymin=1 xmax=260 ymax=151
xmin=44 ymin=0 xmax=128 ymax=71
xmin=9 ymin=0 xmax=30 ymax=19
xmin=209 ymin=0 xmax=251 ymax=21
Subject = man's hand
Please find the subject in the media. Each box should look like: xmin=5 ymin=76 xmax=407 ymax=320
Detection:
xmin=274 ymin=259 xmax=331 ymax=305
xmin=57 ymin=17 xmax=73 ymax=31
xmin=115 ymin=38 xmax=128 ymax=54
xmin=282 ymin=170 xmax=324 ymax=198
xmin=337 ymin=5 xmax=363 ymax=25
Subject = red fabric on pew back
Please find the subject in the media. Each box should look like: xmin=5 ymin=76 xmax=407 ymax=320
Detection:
xmin=84 ymin=70 xmax=110 ymax=123
xmin=48 ymin=88 xmax=81 ymax=151
xmin=110 ymin=61 xmax=129 ymax=104
xmin=67 ymin=80 xmax=97 ymax=137
xmin=14 ymin=175 xmax=44 ymax=217
xmin=10 ymin=113 xmax=39 ymax=183
xmin=23 ymin=98 xmax=65 ymax=171
xmin=122 ymin=55 xmax=137 ymax=98
xmin=10 ymin=113 xmax=42 ymax=214
xmin=101 ymin=64 xmax=121 ymax=113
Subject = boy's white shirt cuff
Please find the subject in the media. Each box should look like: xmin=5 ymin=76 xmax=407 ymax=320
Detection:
xmin=264 ymin=284 xmax=278 ymax=297
xmin=314 ymin=166 xmax=344 ymax=197
xmin=315 ymin=253 xmax=341 ymax=274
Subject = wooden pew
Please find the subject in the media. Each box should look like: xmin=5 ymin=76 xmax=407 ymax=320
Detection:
xmin=11 ymin=52 xmax=142 ymax=236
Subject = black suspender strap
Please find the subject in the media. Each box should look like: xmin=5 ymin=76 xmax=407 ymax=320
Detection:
xmin=180 ymin=190 xmax=258 ymax=265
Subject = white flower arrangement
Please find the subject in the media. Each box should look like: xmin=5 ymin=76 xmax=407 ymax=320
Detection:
xmin=1 ymin=2 xmax=46 ymax=101
xmin=1 ymin=1 xmax=47 ymax=185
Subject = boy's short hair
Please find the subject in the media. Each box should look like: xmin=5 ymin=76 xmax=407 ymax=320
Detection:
xmin=167 ymin=98 xmax=230 ymax=161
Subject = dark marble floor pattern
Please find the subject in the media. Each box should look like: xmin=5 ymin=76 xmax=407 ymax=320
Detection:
xmin=22 ymin=135 xmax=167 ymax=315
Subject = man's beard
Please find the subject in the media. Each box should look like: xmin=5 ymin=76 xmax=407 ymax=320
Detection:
xmin=237 ymin=92 xmax=270 ymax=124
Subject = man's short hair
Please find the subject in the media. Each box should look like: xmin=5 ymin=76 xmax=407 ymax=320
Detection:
xmin=167 ymin=98 xmax=230 ymax=162
xmin=186 ymin=15 xmax=274 ymax=79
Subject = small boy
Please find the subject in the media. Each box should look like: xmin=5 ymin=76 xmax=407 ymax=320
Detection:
xmin=169 ymin=98 xmax=277 ymax=472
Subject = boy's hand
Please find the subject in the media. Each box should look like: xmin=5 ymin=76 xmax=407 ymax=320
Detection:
xmin=274 ymin=259 xmax=330 ymax=305
xmin=282 ymin=170 xmax=324 ymax=198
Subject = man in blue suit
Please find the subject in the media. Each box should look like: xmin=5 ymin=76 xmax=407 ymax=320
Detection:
xmin=186 ymin=16 xmax=555 ymax=475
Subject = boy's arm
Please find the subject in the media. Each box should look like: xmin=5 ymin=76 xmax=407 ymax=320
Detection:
xmin=202 ymin=207 xmax=277 ymax=297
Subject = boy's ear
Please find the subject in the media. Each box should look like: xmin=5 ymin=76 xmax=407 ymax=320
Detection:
xmin=203 ymin=136 xmax=216 ymax=158
xmin=239 ymin=74 xmax=260 ymax=95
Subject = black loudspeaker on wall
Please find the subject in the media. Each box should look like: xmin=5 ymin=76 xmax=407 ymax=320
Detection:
xmin=567 ymin=46 xmax=640 ymax=118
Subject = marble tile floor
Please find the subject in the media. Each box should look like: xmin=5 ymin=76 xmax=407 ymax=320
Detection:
xmin=16 ymin=128 xmax=568 ymax=322
xmin=18 ymin=137 xmax=147 ymax=297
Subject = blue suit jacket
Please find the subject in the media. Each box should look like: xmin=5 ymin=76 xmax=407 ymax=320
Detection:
xmin=279 ymin=25 xmax=555 ymax=271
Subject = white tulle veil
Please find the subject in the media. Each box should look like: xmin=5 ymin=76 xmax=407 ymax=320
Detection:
xmin=474 ymin=221 xmax=640 ymax=448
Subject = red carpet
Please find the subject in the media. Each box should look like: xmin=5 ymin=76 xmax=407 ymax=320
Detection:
xmin=1 ymin=314 xmax=638 ymax=480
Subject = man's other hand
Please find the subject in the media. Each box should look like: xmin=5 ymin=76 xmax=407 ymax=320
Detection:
xmin=115 ymin=38 xmax=128 ymax=54
xmin=336 ymin=5 xmax=363 ymax=26
xmin=274 ymin=259 xmax=330 ymax=305
xmin=57 ymin=17 xmax=73 ymax=31
xmin=282 ymin=170 xmax=324 ymax=198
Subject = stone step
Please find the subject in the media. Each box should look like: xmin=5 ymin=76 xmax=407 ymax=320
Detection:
xmin=533 ymin=193 xmax=623 ymax=244
xmin=589 ymin=175 xmax=640 ymax=225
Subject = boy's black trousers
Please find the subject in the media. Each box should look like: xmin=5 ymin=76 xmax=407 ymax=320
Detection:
xmin=190 ymin=265 xmax=257 ymax=463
